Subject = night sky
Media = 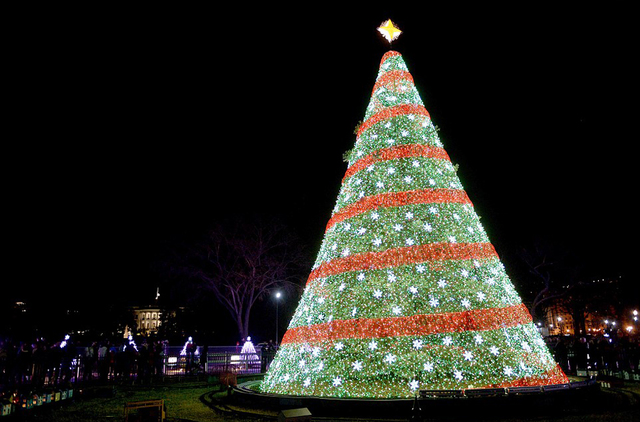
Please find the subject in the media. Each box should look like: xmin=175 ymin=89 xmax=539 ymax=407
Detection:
xmin=4 ymin=6 xmax=636 ymax=341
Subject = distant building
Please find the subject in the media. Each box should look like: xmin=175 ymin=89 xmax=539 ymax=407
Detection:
xmin=14 ymin=301 xmax=27 ymax=313
xmin=133 ymin=306 xmax=162 ymax=335
xmin=545 ymin=301 xmax=576 ymax=336
xmin=542 ymin=276 xmax=638 ymax=337
xmin=124 ymin=288 xmax=175 ymax=338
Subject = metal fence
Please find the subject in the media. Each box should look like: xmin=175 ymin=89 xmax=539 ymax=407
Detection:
xmin=0 ymin=344 xmax=278 ymax=390
xmin=159 ymin=345 xmax=276 ymax=376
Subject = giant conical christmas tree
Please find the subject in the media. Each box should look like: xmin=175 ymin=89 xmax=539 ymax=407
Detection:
xmin=261 ymin=30 xmax=567 ymax=399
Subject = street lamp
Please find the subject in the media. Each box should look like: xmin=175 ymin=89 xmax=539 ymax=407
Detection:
xmin=275 ymin=292 xmax=282 ymax=346
xmin=556 ymin=317 xmax=563 ymax=335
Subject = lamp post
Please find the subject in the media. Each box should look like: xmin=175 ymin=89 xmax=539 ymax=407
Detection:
xmin=603 ymin=319 xmax=616 ymax=339
xmin=275 ymin=292 xmax=282 ymax=346
xmin=557 ymin=317 xmax=563 ymax=335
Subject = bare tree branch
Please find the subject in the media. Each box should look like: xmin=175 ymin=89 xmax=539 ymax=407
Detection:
xmin=180 ymin=216 xmax=308 ymax=339
xmin=517 ymin=242 xmax=579 ymax=321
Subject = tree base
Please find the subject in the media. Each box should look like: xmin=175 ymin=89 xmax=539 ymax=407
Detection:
xmin=231 ymin=378 xmax=611 ymax=420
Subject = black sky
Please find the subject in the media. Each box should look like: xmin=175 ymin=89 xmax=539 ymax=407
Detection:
xmin=4 ymin=5 xmax=637 ymax=321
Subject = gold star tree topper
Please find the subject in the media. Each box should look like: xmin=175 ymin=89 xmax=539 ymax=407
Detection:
xmin=377 ymin=19 xmax=402 ymax=43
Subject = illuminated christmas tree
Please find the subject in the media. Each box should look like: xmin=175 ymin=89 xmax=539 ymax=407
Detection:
xmin=240 ymin=337 xmax=260 ymax=362
xmin=261 ymin=21 xmax=568 ymax=399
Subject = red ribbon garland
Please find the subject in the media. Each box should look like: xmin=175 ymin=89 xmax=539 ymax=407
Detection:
xmin=342 ymin=144 xmax=451 ymax=183
xmin=371 ymin=69 xmax=415 ymax=95
xmin=308 ymin=242 xmax=497 ymax=285
xmin=326 ymin=188 xmax=471 ymax=232
xmin=281 ymin=303 xmax=531 ymax=345
xmin=357 ymin=104 xmax=431 ymax=138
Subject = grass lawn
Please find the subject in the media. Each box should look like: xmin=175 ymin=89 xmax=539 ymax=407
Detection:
xmin=21 ymin=381 xmax=254 ymax=422
xmin=14 ymin=379 xmax=639 ymax=421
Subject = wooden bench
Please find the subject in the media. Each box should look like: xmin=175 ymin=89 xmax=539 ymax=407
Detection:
xmin=124 ymin=399 xmax=165 ymax=422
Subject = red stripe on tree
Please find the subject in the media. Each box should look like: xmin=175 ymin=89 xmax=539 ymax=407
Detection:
xmin=371 ymin=70 xmax=415 ymax=95
xmin=343 ymin=144 xmax=451 ymax=182
xmin=307 ymin=242 xmax=497 ymax=285
xmin=326 ymin=188 xmax=471 ymax=231
xmin=357 ymin=104 xmax=430 ymax=138
xmin=281 ymin=303 xmax=531 ymax=345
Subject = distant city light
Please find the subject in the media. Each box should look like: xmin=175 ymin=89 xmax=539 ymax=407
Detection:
xmin=60 ymin=334 xmax=70 ymax=348
xmin=180 ymin=336 xmax=194 ymax=356
xmin=127 ymin=335 xmax=139 ymax=352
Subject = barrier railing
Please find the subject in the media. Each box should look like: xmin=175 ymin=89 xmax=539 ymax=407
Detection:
xmin=0 ymin=347 xmax=279 ymax=389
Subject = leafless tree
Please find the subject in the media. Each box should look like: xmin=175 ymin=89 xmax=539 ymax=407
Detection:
xmin=184 ymin=218 xmax=307 ymax=340
xmin=518 ymin=243 xmax=579 ymax=321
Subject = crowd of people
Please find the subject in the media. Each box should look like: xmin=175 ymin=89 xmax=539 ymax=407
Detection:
xmin=0 ymin=337 xmax=169 ymax=392
xmin=1 ymin=333 xmax=638 ymax=397
xmin=547 ymin=335 xmax=639 ymax=374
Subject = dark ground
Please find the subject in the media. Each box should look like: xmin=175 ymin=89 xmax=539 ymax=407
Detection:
xmin=13 ymin=377 xmax=640 ymax=422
